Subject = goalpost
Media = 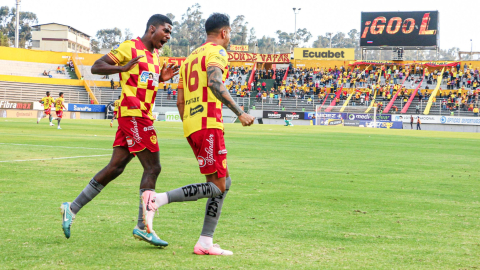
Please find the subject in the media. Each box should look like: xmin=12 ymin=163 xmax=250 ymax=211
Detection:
xmin=315 ymin=103 xmax=378 ymax=128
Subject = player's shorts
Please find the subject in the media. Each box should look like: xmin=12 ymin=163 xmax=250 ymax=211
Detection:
xmin=113 ymin=111 xmax=117 ymax=118
xmin=56 ymin=110 xmax=63 ymax=119
xmin=187 ymin=128 xmax=227 ymax=178
xmin=113 ymin=116 xmax=159 ymax=154
xmin=44 ymin=108 xmax=51 ymax=115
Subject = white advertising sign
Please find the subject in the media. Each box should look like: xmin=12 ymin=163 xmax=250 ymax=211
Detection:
xmin=165 ymin=111 xmax=181 ymax=122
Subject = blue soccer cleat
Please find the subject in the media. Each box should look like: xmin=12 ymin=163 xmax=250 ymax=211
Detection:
xmin=60 ymin=202 xmax=75 ymax=239
xmin=133 ymin=226 xmax=168 ymax=247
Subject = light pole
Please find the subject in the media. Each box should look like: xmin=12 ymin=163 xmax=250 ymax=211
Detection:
xmin=15 ymin=0 xmax=21 ymax=48
xmin=326 ymin=32 xmax=333 ymax=48
xmin=292 ymin=8 xmax=301 ymax=48
xmin=470 ymin=39 xmax=473 ymax=60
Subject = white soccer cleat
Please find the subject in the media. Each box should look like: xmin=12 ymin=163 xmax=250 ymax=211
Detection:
xmin=194 ymin=242 xmax=233 ymax=256
xmin=50 ymin=123 xmax=54 ymax=126
xmin=58 ymin=127 xmax=62 ymax=130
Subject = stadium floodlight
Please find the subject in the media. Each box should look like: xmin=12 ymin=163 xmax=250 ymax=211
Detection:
xmin=292 ymin=8 xmax=301 ymax=47
xmin=15 ymin=0 xmax=21 ymax=48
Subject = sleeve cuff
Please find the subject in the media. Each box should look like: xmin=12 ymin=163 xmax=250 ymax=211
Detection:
xmin=207 ymin=63 xmax=226 ymax=73
xmin=107 ymin=53 xmax=120 ymax=64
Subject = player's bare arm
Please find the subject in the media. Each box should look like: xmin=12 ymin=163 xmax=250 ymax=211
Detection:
xmin=91 ymin=55 xmax=144 ymax=75
xmin=176 ymin=86 xmax=185 ymax=121
xmin=207 ymin=66 xmax=254 ymax=126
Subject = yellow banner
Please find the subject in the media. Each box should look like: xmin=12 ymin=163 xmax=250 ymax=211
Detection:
xmin=229 ymin=45 xmax=249 ymax=52
xmin=423 ymin=67 xmax=445 ymax=115
xmin=294 ymin=48 xmax=355 ymax=60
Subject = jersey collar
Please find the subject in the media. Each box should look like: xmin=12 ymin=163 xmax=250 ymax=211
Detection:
xmin=135 ymin=37 xmax=158 ymax=56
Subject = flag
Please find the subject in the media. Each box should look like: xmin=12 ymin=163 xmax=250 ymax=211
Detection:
xmin=247 ymin=63 xmax=257 ymax=90
xmin=272 ymin=64 xmax=276 ymax=80
xmin=283 ymin=66 xmax=289 ymax=81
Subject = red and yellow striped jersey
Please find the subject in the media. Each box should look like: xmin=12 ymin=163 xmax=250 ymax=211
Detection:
xmin=107 ymin=37 xmax=161 ymax=120
xmin=55 ymin=97 xmax=64 ymax=111
xmin=178 ymin=42 xmax=229 ymax=137
xmin=114 ymin=99 xmax=120 ymax=112
xmin=41 ymin=96 xmax=55 ymax=109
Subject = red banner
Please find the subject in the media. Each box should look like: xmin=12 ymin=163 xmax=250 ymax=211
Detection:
xmin=227 ymin=52 xmax=290 ymax=63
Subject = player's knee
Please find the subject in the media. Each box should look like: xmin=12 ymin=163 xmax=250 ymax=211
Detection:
xmin=111 ymin=165 xmax=125 ymax=177
xmin=225 ymin=176 xmax=232 ymax=190
xmin=213 ymin=181 xmax=226 ymax=193
xmin=147 ymin=163 xmax=161 ymax=176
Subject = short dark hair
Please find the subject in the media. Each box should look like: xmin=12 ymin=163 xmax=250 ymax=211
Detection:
xmin=145 ymin=14 xmax=173 ymax=33
xmin=205 ymin=13 xmax=230 ymax=34
xmin=46 ymin=91 xmax=50 ymax=95
xmin=59 ymin=92 xmax=64 ymax=96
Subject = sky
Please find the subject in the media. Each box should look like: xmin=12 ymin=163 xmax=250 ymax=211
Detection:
xmin=8 ymin=0 xmax=479 ymax=52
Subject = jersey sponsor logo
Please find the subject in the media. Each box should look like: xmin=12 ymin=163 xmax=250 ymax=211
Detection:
xmin=140 ymin=71 xmax=150 ymax=83
xmin=185 ymin=97 xmax=200 ymax=105
xmin=129 ymin=117 xmax=142 ymax=143
xmin=219 ymin=49 xmax=227 ymax=57
xmin=215 ymin=56 xmax=227 ymax=65
xmin=143 ymin=126 xmax=155 ymax=132
xmin=126 ymin=136 xmax=135 ymax=147
xmin=204 ymin=134 xmax=215 ymax=166
xmin=197 ymin=156 xmax=206 ymax=167
xmin=190 ymin=105 xmax=204 ymax=116
xmin=150 ymin=135 xmax=157 ymax=144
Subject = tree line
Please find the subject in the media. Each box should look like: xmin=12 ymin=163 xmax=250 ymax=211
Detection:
xmin=0 ymin=4 xmax=466 ymax=61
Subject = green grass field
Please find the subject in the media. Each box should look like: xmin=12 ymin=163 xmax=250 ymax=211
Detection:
xmin=1 ymin=119 xmax=479 ymax=269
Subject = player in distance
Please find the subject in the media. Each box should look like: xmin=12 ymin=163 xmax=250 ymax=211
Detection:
xmin=110 ymin=95 xmax=121 ymax=127
xmin=141 ymin=13 xmax=255 ymax=256
xmin=54 ymin=92 xmax=66 ymax=130
xmin=38 ymin=91 xmax=55 ymax=126
xmin=60 ymin=14 xmax=179 ymax=247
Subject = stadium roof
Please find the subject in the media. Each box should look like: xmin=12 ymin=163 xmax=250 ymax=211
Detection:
xmin=31 ymin=23 xmax=91 ymax=37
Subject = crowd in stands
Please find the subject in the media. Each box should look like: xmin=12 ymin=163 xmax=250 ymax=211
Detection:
xmin=41 ymin=60 xmax=75 ymax=78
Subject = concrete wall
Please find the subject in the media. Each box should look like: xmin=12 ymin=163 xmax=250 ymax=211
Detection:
xmin=403 ymin=123 xmax=480 ymax=132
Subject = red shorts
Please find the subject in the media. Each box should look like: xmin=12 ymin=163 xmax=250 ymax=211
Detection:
xmin=187 ymin=129 xmax=227 ymax=178
xmin=113 ymin=117 xmax=159 ymax=154
xmin=44 ymin=108 xmax=51 ymax=115
xmin=56 ymin=110 xmax=63 ymax=119
xmin=113 ymin=111 xmax=117 ymax=118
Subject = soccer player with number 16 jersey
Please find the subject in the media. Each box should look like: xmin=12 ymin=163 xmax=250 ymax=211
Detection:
xmin=141 ymin=13 xmax=255 ymax=255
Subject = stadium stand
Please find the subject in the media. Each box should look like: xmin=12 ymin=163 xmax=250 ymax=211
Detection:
xmin=0 ymin=81 xmax=90 ymax=104
xmin=81 ymin=66 xmax=120 ymax=82
xmin=0 ymin=60 xmax=72 ymax=79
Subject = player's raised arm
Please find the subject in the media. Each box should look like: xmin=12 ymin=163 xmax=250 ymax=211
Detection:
xmin=207 ymin=66 xmax=254 ymax=126
xmin=91 ymin=54 xmax=144 ymax=75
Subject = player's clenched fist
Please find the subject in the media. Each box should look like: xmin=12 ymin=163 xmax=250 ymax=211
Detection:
xmin=239 ymin=113 xmax=255 ymax=126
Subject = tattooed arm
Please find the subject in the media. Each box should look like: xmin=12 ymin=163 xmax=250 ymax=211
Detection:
xmin=207 ymin=66 xmax=254 ymax=126
xmin=207 ymin=66 xmax=244 ymax=116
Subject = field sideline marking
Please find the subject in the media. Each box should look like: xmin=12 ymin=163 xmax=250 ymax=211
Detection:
xmin=0 ymin=143 xmax=112 ymax=151
xmin=0 ymin=154 xmax=111 ymax=163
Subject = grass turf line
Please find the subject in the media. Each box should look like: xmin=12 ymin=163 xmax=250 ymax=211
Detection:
xmin=0 ymin=119 xmax=479 ymax=269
